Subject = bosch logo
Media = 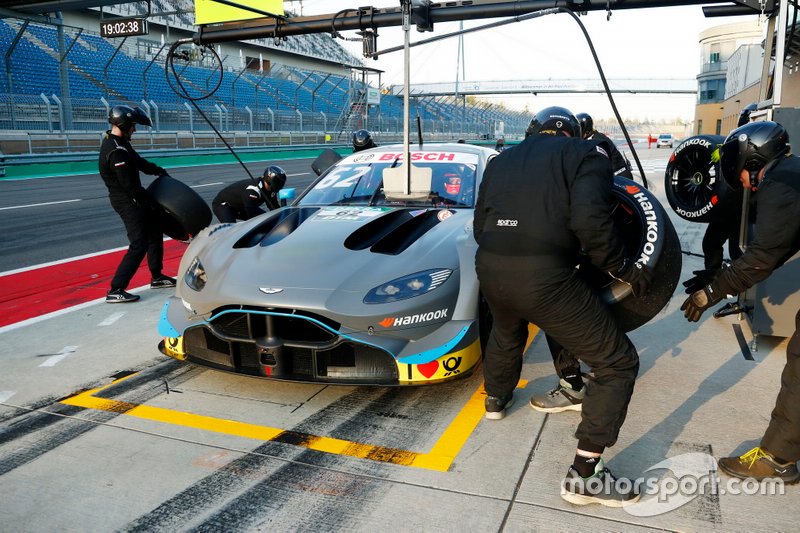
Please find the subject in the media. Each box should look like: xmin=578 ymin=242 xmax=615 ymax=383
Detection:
xmin=496 ymin=219 xmax=518 ymax=227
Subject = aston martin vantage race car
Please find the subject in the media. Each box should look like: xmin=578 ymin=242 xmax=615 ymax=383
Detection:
xmin=158 ymin=143 xmax=498 ymax=385
xmin=158 ymin=142 xmax=681 ymax=386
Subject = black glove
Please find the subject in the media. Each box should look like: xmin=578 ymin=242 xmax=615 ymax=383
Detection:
xmin=156 ymin=167 xmax=168 ymax=177
xmin=133 ymin=189 xmax=159 ymax=213
xmin=682 ymin=269 xmax=717 ymax=294
xmin=609 ymin=259 xmax=654 ymax=298
xmin=681 ymin=285 xmax=724 ymax=322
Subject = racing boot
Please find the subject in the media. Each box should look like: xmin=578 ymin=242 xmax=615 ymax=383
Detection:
xmin=484 ymin=392 xmax=515 ymax=420
xmin=530 ymin=379 xmax=584 ymax=413
xmin=106 ymin=288 xmax=140 ymax=303
xmin=151 ymin=275 xmax=177 ymax=289
xmin=561 ymin=458 xmax=640 ymax=507
xmin=718 ymin=447 xmax=800 ymax=483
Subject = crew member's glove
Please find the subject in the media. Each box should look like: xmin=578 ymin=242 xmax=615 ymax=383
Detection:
xmin=609 ymin=259 xmax=654 ymax=298
xmin=681 ymin=285 xmax=724 ymax=322
xmin=133 ymin=189 xmax=159 ymax=213
xmin=682 ymin=269 xmax=717 ymax=294
xmin=683 ymin=263 xmax=728 ymax=294
xmin=156 ymin=167 xmax=168 ymax=177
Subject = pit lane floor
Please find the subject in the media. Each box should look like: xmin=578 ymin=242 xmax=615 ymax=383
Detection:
xmin=0 ymin=147 xmax=797 ymax=532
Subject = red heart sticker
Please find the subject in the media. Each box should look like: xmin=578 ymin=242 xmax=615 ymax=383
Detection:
xmin=417 ymin=360 xmax=439 ymax=378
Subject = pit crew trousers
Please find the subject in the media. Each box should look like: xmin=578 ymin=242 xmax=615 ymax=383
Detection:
xmin=761 ymin=307 xmax=800 ymax=461
xmin=476 ymin=251 xmax=639 ymax=449
xmin=110 ymin=199 xmax=164 ymax=291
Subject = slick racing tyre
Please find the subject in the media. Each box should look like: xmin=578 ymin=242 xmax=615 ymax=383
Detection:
xmin=147 ymin=174 xmax=212 ymax=241
xmin=578 ymin=177 xmax=682 ymax=332
xmin=664 ymin=135 xmax=725 ymax=223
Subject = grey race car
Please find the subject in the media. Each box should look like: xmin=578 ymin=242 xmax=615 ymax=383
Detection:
xmin=158 ymin=143 xmax=498 ymax=385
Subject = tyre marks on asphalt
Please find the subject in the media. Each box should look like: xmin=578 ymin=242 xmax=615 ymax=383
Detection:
xmin=0 ymin=360 xmax=193 ymax=477
xmin=122 ymin=376 xmax=481 ymax=531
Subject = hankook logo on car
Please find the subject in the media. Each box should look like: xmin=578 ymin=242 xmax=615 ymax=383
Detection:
xmin=379 ymin=308 xmax=449 ymax=328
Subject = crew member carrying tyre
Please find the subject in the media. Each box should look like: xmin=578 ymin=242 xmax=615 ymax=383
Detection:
xmin=690 ymin=104 xmax=758 ymax=301
xmin=474 ymin=105 xmax=653 ymax=507
xmin=352 ymin=129 xmax=377 ymax=152
xmin=681 ymin=121 xmax=800 ymax=484
xmin=212 ymin=165 xmax=287 ymax=223
xmin=577 ymin=112 xmax=633 ymax=179
xmin=100 ymin=105 xmax=175 ymax=304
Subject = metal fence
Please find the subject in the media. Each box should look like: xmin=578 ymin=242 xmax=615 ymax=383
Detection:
xmin=0 ymin=93 xmax=527 ymax=155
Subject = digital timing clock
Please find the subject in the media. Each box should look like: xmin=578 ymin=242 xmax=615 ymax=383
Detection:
xmin=99 ymin=18 xmax=149 ymax=38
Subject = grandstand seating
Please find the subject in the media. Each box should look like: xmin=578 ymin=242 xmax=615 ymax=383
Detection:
xmin=0 ymin=18 xmax=524 ymax=133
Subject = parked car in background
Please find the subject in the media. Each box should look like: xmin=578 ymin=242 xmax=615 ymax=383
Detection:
xmin=657 ymin=133 xmax=674 ymax=148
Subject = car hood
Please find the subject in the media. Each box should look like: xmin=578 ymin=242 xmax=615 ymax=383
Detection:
xmin=177 ymin=205 xmax=473 ymax=311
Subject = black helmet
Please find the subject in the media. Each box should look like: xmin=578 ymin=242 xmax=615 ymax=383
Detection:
xmin=109 ymin=105 xmax=151 ymax=131
xmin=525 ymin=106 xmax=581 ymax=138
xmin=737 ymin=103 xmax=758 ymax=127
xmin=352 ymin=129 xmax=375 ymax=151
xmin=576 ymin=112 xmax=594 ymax=139
xmin=719 ymin=121 xmax=789 ymax=188
xmin=261 ymin=165 xmax=286 ymax=192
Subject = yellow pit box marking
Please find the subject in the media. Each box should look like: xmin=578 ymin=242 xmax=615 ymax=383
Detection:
xmin=63 ymin=326 xmax=539 ymax=471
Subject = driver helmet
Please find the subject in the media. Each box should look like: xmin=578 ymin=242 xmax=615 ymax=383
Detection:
xmin=719 ymin=121 xmax=789 ymax=188
xmin=525 ymin=106 xmax=581 ymax=138
xmin=261 ymin=165 xmax=287 ymax=192
xmin=109 ymin=105 xmax=152 ymax=133
xmin=576 ymin=112 xmax=594 ymax=139
xmin=443 ymin=172 xmax=462 ymax=196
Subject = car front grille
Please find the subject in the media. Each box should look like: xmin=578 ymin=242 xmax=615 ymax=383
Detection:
xmin=181 ymin=308 xmax=398 ymax=384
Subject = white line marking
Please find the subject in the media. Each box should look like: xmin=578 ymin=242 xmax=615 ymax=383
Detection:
xmin=190 ymin=182 xmax=223 ymax=188
xmin=0 ymin=199 xmax=81 ymax=211
xmin=288 ymin=172 xmax=310 ymax=176
xmin=0 ymin=391 xmax=15 ymax=403
xmin=39 ymin=346 xmax=79 ymax=368
xmin=98 ymin=311 xmax=125 ymax=326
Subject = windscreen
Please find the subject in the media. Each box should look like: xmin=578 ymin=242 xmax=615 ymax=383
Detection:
xmin=298 ymin=150 xmax=479 ymax=208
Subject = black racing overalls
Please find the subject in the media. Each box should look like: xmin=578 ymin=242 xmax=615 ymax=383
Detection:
xmin=474 ymin=133 xmax=640 ymax=449
xmin=99 ymin=131 xmax=166 ymax=291
xmin=212 ymin=179 xmax=278 ymax=223
xmin=711 ymin=155 xmax=800 ymax=461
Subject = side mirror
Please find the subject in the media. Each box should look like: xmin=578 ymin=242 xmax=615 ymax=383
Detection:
xmin=278 ymin=187 xmax=296 ymax=207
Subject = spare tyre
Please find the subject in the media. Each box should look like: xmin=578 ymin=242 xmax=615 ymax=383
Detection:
xmin=147 ymin=174 xmax=212 ymax=242
xmin=578 ymin=176 xmax=682 ymax=332
xmin=664 ymin=135 xmax=725 ymax=222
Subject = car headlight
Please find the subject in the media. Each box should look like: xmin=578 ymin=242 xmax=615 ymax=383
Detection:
xmin=364 ymin=269 xmax=452 ymax=304
xmin=184 ymin=256 xmax=207 ymax=292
